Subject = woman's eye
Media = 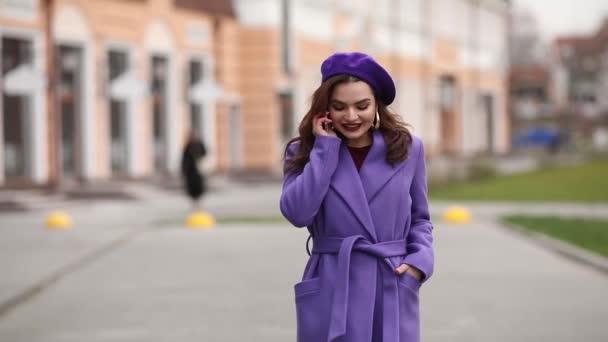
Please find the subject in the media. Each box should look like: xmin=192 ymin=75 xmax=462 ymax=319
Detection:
xmin=332 ymin=106 xmax=344 ymax=111
xmin=357 ymin=106 xmax=369 ymax=110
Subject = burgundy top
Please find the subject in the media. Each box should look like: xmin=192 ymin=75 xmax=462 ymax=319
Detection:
xmin=347 ymin=145 xmax=372 ymax=171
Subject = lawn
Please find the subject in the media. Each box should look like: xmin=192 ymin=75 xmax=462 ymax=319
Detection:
xmin=502 ymin=215 xmax=608 ymax=257
xmin=430 ymin=159 xmax=608 ymax=202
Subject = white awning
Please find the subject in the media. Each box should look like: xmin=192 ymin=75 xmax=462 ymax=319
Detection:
xmin=189 ymin=81 xmax=223 ymax=102
xmin=3 ymin=64 xmax=45 ymax=95
xmin=109 ymin=71 xmax=145 ymax=99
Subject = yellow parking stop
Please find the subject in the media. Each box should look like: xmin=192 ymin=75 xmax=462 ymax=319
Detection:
xmin=186 ymin=211 xmax=216 ymax=229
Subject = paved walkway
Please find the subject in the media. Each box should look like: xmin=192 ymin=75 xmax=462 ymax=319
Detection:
xmin=0 ymin=219 xmax=607 ymax=341
xmin=1 ymin=180 xmax=607 ymax=341
xmin=3 ymin=179 xmax=608 ymax=220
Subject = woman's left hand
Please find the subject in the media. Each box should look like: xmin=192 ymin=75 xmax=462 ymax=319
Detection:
xmin=395 ymin=264 xmax=423 ymax=281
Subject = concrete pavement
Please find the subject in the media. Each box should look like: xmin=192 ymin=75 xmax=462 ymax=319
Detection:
xmin=431 ymin=201 xmax=608 ymax=220
xmin=0 ymin=224 xmax=303 ymax=342
xmin=0 ymin=219 xmax=607 ymax=341
xmin=3 ymin=178 xmax=608 ymax=221
xmin=425 ymin=221 xmax=608 ymax=341
xmin=1 ymin=179 xmax=608 ymax=341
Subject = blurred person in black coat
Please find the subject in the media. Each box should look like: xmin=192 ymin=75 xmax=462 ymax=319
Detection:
xmin=181 ymin=130 xmax=207 ymax=209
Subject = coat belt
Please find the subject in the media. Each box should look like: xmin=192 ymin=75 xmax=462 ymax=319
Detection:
xmin=312 ymin=235 xmax=407 ymax=342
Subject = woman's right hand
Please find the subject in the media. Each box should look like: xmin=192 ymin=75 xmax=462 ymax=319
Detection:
xmin=312 ymin=112 xmax=337 ymax=137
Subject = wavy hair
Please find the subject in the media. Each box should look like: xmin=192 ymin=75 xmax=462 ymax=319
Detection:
xmin=283 ymin=74 xmax=413 ymax=174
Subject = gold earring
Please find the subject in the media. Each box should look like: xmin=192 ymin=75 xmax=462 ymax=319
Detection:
xmin=374 ymin=111 xmax=381 ymax=129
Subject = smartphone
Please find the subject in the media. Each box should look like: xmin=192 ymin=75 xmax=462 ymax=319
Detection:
xmin=322 ymin=111 xmax=330 ymax=131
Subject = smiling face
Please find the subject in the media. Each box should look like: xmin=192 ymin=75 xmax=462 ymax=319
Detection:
xmin=329 ymin=80 xmax=377 ymax=147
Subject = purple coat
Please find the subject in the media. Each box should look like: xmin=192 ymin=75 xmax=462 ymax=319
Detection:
xmin=280 ymin=130 xmax=434 ymax=342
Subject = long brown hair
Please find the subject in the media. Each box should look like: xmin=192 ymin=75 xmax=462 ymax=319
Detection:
xmin=283 ymin=74 xmax=412 ymax=174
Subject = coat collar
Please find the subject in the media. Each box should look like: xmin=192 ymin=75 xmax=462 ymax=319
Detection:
xmin=330 ymin=130 xmax=409 ymax=241
xmin=360 ymin=130 xmax=409 ymax=201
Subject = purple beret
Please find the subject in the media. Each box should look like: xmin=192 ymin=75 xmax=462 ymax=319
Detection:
xmin=321 ymin=52 xmax=396 ymax=105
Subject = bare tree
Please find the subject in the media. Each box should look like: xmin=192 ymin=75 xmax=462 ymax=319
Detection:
xmin=509 ymin=7 xmax=548 ymax=66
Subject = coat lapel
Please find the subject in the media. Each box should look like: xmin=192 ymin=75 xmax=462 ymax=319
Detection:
xmin=359 ymin=130 xmax=409 ymax=202
xmin=330 ymin=130 xmax=410 ymax=241
xmin=330 ymin=142 xmax=377 ymax=241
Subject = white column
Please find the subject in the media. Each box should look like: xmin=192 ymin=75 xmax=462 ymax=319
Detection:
xmin=166 ymin=52 xmax=181 ymax=175
xmin=33 ymin=33 xmax=48 ymax=184
xmin=127 ymin=96 xmax=138 ymax=176
xmin=205 ymin=57 xmax=217 ymax=171
xmin=204 ymin=96 xmax=217 ymax=171
xmin=0 ymin=35 xmax=4 ymax=184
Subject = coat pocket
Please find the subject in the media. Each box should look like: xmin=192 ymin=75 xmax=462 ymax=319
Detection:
xmin=294 ymin=277 xmax=325 ymax=342
xmin=398 ymin=272 xmax=422 ymax=294
xmin=398 ymin=274 xmax=421 ymax=342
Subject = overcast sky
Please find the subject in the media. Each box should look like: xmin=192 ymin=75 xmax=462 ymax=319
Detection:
xmin=514 ymin=0 xmax=608 ymax=39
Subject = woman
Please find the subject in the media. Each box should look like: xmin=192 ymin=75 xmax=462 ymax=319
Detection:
xmin=181 ymin=130 xmax=207 ymax=209
xmin=280 ymin=52 xmax=434 ymax=342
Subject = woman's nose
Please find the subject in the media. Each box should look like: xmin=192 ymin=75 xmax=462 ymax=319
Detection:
xmin=345 ymin=108 xmax=358 ymax=121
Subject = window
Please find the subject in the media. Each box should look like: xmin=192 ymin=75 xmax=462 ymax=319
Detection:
xmin=150 ymin=55 xmax=168 ymax=171
xmin=108 ymin=50 xmax=128 ymax=81
xmin=439 ymin=75 xmax=457 ymax=111
xmin=188 ymin=58 xmax=206 ymax=138
xmin=107 ymin=48 xmax=129 ymax=174
xmin=2 ymin=37 xmax=33 ymax=179
xmin=189 ymin=60 xmax=204 ymax=85
xmin=279 ymin=91 xmax=294 ymax=140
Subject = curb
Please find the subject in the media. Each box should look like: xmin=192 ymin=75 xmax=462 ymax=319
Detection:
xmin=499 ymin=221 xmax=608 ymax=276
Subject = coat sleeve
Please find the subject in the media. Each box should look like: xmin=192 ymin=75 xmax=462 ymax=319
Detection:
xmin=402 ymin=138 xmax=434 ymax=282
xmin=280 ymin=136 xmax=341 ymax=227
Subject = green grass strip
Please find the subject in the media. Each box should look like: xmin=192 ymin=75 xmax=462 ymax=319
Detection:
xmin=502 ymin=215 xmax=608 ymax=257
xmin=430 ymin=159 xmax=608 ymax=202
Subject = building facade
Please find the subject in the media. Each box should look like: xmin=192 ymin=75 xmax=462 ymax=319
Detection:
xmin=0 ymin=0 xmax=510 ymax=187
xmin=551 ymin=19 xmax=608 ymax=150
xmin=248 ymin=0 xmax=511 ymax=159
xmin=1 ymin=0 xmax=239 ymax=187
xmin=508 ymin=65 xmax=554 ymax=142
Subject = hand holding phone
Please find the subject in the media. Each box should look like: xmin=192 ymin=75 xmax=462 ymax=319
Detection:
xmin=313 ymin=111 xmax=336 ymax=137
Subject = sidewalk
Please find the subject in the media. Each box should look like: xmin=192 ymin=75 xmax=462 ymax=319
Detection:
xmin=0 ymin=179 xmax=608 ymax=341
xmin=0 ymin=177 xmax=285 ymax=319
xmin=1 ymin=219 xmax=607 ymax=341
xmin=0 ymin=175 xmax=283 ymax=220
xmin=4 ymin=177 xmax=608 ymax=220
xmin=431 ymin=200 xmax=608 ymax=220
